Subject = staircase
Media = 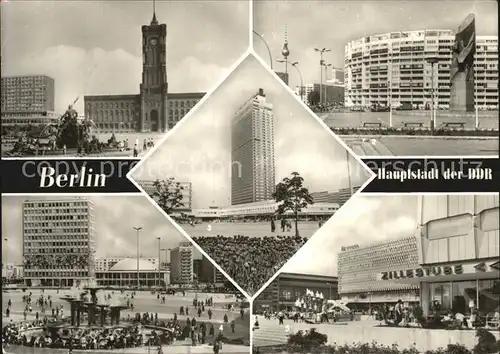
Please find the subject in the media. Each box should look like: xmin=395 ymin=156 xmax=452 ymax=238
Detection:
xmin=252 ymin=318 xmax=290 ymax=348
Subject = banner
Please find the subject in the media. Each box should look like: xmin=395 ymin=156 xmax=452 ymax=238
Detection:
xmin=0 ymin=159 xmax=141 ymax=194
xmin=361 ymin=157 xmax=498 ymax=193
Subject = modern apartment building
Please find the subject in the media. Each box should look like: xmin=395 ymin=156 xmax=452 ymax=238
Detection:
xmin=231 ymin=88 xmax=275 ymax=206
xmin=169 ymin=242 xmax=193 ymax=284
xmin=337 ymin=236 xmax=421 ymax=307
xmin=83 ymin=12 xmax=204 ymax=133
xmin=1 ymin=75 xmax=58 ymax=127
xmin=22 ymin=198 xmax=96 ymax=287
xmin=344 ymin=30 xmax=498 ymax=110
xmin=138 ymin=180 xmax=193 ymax=211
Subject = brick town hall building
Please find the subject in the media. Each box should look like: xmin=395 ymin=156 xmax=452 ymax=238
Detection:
xmin=84 ymin=11 xmax=205 ymax=133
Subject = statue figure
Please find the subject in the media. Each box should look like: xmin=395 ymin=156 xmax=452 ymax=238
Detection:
xmin=449 ymin=13 xmax=476 ymax=112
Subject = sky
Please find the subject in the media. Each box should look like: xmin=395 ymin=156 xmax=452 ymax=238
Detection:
xmin=132 ymin=54 xmax=372 ymax=209
xmin=282 ymin=195 xmax=419 ymax=277
xmin=1 ymin=0 xmax=249 ymax=113
xmin=1 ymin=195 xmax=201 ymax=265
xmin=253 ymin=0 xmax=498 ymax=90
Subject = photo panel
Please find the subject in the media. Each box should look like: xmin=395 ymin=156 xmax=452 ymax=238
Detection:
xmin=251 ymin=194 xmax=500 ymax=353
xmin=130 ymin=53 xmax=372 ymax=296
xmin=1 ymin=0 xmax=249 ymax=158
xmin=1 ymin=195 xmax=250 ymax=353
xmin=253 ymin=0 xmax=499 ymax=156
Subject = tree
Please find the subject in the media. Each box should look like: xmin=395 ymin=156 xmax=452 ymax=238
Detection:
xmin=307 ymin=90 xmax=320 ymax=106
xmin=273 ymin=172 xmax=314 ymax=237
xmin=152 ymin=178 xmax=185 ymax=214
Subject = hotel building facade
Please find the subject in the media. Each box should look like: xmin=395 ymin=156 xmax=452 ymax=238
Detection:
xmin=344 ymin=30 xmax=498 ymax=110
xmin=22 ymin=198 xmax=96 ymax=287
xmin=1 ymin=75 xmax=59 ymax=128
xmin=231 ymin=88 xmax=275 ymax=206
xmin=83 ymin=12 xmax=204 ymax=133
xmin=170 ymin=242 xmax=194 ymax=284
xmin=254 ymin=272 xmax=339 ymax=312
xmin=139 ymin=180 xmax=193 ymax=212
xmin=337 ymin=195 xmax=499 ymax=317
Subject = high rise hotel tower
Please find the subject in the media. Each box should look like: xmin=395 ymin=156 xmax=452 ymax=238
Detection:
xmin=22 ymin=198 xmax=96 ymax=287
xmin=231 ymin=89 xmax=276 ymax=206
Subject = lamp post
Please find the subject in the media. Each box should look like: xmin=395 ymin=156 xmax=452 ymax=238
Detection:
xmin=325 ymin=282 xmax=332 ymax=300
xmin=133 ymin=227 xmax=142 ymax=289
xmin=277 ymin=60 xmax=304 ymax=102
xmin=156 ymin=237 xmax=161 ymax=288
xmin=426 ymin=56 xmax=439 ymax=130
xmin=322 ymin=62 xmax=332 ymax=106
xmin=314 ymin=48 xmax=331 ymax=106
xmin=252 ymin=31 xmax=273 ymax=70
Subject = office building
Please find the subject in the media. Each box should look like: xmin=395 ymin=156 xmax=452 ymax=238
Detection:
xmin=199 ymin=255 xmax=225 ymax=284
xmin=254 ymin=272 xmax=339 ymax=312
xmin=344 ymin=30 xmax=498 ymax=110
xmin=84 ymin=12 xmax=205 ymax=133
xmin=337 ymin=237 xmax=421 ymax=308
xmin=95 ymin=257 xmax=159 ymax=272
xmin=414 ymin=195 xmax=499 ymax=317
xmin=138 ymin=180 xmax=193 ymax=211
xmin=22 ymin=198 xmax=96 ymax=287
xmin=329 ymin=67 xmax=345 ymax=85
xmin=231 ymin=88 xmax=275 ymax=206
xmin=169 ymin=242 xmax=194 ymax=284
xmin=1 ymin=75 xmax=58 ymax=128
xmin=295 ymin=83 xmax=344 ymax=104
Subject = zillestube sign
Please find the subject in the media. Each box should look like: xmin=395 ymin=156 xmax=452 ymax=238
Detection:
xmin=381 ymin=265 xmax=463 ymax=280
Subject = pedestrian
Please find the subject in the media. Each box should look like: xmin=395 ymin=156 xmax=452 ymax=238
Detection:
xmin=133 ymin=144 xmax=138 ymax=157
xmin=230 ymin=320 xmax=235 ymax=333
xmin=270 ymin=218 xmax=276 ymax=232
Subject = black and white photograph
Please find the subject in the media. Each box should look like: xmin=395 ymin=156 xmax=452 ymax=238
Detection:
xmin=1 ymin=195 xmax=251 ymax=354
xmin=252 ymin=194 xmax=500 ymax=354
xmin=130 ymin=53 xmax=372 ymax=296
xmin=253 ymin=0 xmax=499 ymax=156
xmin=1 ymin=0 xmax=249 ymax=158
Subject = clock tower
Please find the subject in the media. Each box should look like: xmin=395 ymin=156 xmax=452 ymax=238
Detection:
xmin=140 ymin=10 xmax=168 ymax=132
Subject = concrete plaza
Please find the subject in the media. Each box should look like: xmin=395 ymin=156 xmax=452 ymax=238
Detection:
xmin=183 ymin=221 xmax=322 ymax=239
xmin=252 ymin=315 xmax=500 ymax=353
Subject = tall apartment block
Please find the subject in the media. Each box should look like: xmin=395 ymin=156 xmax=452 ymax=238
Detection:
xmin=344 ymin=30 xmax=498 ymax=110
xmin=169 ymin=242 xmax=193 ymax=284
xmin=1 ymin=75 xmax=58 ymax=127
xmin=22 ymin=198 xmax=96 ymax=287
xmin=231 ymin=88 xmax=276 ymax=206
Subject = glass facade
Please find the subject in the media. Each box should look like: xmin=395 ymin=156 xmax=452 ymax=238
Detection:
xmin=428 ymin=279 xmax=500 ymax=315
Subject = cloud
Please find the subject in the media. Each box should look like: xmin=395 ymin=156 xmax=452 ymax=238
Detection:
xmin=282 ymin=195 xmax=419 ymax=276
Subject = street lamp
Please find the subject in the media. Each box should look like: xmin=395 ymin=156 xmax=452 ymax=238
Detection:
xmin=133 ymin=226 xmax=142 ymax=289
xmin=253 ymin=30 xmax=273 ymax=70
xmin=426 ymin=56 xmax=439 ymax=130
xmin=325 ymin=282 xmax=333 ymax=300
xmin=314 ymin=48 xmax=331 ymax=106
xmin=156 ymin=237 xmax=161 ymax=288
xmin=277 ymin=60 xmax=304 ymax=102
xmin=322 ymin=61 xmax=332 ymax=106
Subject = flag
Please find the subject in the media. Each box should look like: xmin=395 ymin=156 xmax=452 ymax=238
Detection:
xmin=474 ymin=262 xmax=486 ymax=272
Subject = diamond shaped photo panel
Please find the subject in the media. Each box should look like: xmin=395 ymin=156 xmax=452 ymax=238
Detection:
xmin=253 ymin=0 xmax=499 ymax=156
xmin=1 ymin=195 xmax=250 ymax=352
xmin=131 ymin=53 xmax=372 ymax=296
xmin=1 ymin=0 xmax=249 ymax=158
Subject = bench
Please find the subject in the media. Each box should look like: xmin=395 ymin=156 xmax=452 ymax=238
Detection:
xmin=362 ymin=122 xmax=382 ymax=128
xmin=404 ymin=122 xmax=424 ymax=128
xmin=443 ymin=122 xmax=466 ymax=129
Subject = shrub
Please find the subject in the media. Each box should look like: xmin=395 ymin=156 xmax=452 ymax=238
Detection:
xmin=473 ymin=328 xmax=498 ymax=354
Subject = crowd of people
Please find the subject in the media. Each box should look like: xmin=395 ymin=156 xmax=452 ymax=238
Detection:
xmin=23 ymin=254 xmax=91 ymax=269
xmin=193 ymin=235 xmax=308 ymax=295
